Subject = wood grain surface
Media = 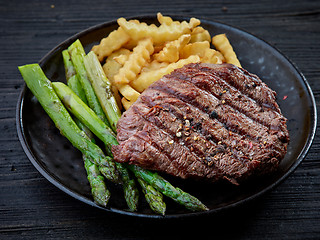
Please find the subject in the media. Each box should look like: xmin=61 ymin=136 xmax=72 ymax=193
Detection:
xmin=1 ymin=0 xmax=319 ymax=239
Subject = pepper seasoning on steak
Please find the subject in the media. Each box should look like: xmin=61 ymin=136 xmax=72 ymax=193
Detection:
xmin=112 ymin=63 xmax=289 ymax=185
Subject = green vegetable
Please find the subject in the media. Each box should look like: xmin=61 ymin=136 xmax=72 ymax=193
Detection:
xmin=84 ymin=51 xmax=121 ymax=133
xmin=84 ymin=155 xmax=110 ymax=207
xmin=82 ymin=51 xmax=139 ymax=211
xmin=62 ymin=50 xmax=88 ymax=103
xmin=18 ymin=64 xmax=120 ymax=185
xmin=62 ymin=50 xmax=94 ymax=139
xmin=137 ymin=178 xmax=166 ymax=215
xmin=53 ymin=81 xmax=208 ymax=212
xmin=128 ymin=165 xmax=208 ymax=212
xmin=53 ymin=81 xmax=139 ymax=211
xmin=52 ymin=82 xmax=118 ymax=155
xmin=68 ymin=40 xmax=110 ymax=127
xmin=62 ymin=50 xmax=109 ymax=206
xmin=116 ymin=163 xmax=139 ymax=211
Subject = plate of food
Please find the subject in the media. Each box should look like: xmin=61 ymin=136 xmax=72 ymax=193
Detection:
xmin=16 ymin=13 xmax=316 ymax=218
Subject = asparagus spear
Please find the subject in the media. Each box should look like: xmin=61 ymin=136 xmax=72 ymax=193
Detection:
xmin=82 ymin=50 xmax=139 ymax=211
xmin=62 ymin=50 xmax=95 ymax=139
xmin=137 ymin=178 xmax=166 ymax=215
xmin=63 ymin=50 xmax=139 ymax=212
xmin=116 ymin=163 xmax=139 ymax=211
xmin=53 ymin=81 xmax=139 ymax=211
xmin=68 ymin=40 xmax=110 ymax=127
xmin=53 ymin=82 xmax=208 ymax=212
xmin=84 ymin=155 xmax=110 ymax=206
xmin=52 ymin=82 xmax=118 ymax=154
xmin=83 ymin=51 xmax=121 ymax=133
xmin=62 ymin=50 xmax=110 ymax=206
xmin=62 ymin=50 xmax=88 ymax=102
xmin=18 ymin=64 xmax=120 ymax=185
xmin=129 ymin=165 xmax=208 ymax=211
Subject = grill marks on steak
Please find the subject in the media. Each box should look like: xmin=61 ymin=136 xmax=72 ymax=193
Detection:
xmin=151 ymin=76 xmax=275 ymax=147
xmin=198 ymin=64 xmax=281 ymax=112
xmin=138 ymin=89 xmax=280 ymax=180
xmin=185 ymin=69 xmax=287 ymax=133
xmin=135 ymin=94 xmax=255 ymax=181
xmin=112 ymin=63 xmax=289 ymax=184
xmin=130 ymin=100 xmax=224 ymax=180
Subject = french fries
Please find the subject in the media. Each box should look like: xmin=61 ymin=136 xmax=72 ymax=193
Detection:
xmin=118 ymin=84 xmax=140 ymax=102
xmin=157 ymin=12 xmax=174 ymax=25
xmin=92 ymin=27 xmax=130 ymax=61
xmin=117 ymin=16 xmax=200 ymax=45
xmin=154 ymin=34 xmax=191 ymax=63
xmin=102 ymin=48 xmax=131 ymax=84
xmin=212 ymin=33 xmax=241 ymax=67
xmin=121 ymin=97 xmax=134 ymax=110
xmin=201 ymin=48 xmax=225 ymax=64
xmin=131 ymin=55 xmax=201 ymax=92
xmin=114 ymin=38 xmax=154 ymax=84
xmin=190 ymin=26 xmax=211 ymax=43
xmin=180 ymin=41 xmax=211 ymax=59
xmin=92 ymin=13 xmax=241 ymax=110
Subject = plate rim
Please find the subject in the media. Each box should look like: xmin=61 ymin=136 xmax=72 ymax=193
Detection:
xmin=16 ymin=14 xmax=317 ymax=219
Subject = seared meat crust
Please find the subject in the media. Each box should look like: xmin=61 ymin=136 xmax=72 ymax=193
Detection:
xmin=112 ymin=63 xmax=289 ymax=184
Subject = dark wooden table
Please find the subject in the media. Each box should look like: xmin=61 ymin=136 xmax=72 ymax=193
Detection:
xmin=1 ymin=0 xmax=319 ymax=239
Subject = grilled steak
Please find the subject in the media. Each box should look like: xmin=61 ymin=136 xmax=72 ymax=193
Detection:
xmin=112 ymin=63 xmax=289 ymax=184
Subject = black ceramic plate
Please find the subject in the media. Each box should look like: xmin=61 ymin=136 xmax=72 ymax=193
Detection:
xmin=16 ymin=15 xmax=317 ymax=218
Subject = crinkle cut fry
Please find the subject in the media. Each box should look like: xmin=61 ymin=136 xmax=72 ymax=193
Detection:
xmin=212 ymin=33 xmax=241 ymax=68
xmin=179 ymin=41 xmax=210 ymax=59
xmin=118 ymin=84 xmax=140 ymax=102
xmin=117 ymin=17 xmax=200 ymax=45
xmin=114 ymin=37 xmax=154 ymax=84
xmin=121 ymin=97 xmax=134 ymax=110
xmin=153 ymin=34 xmax=191 ymax=63
xmin=190 ymin=26 xmax=211 ymax=43
xmin=102 ymin=48 xmax=131 ymax=85
xmin=201 ymin=48 xmax=225 ymax=64
xmin=131 ymin=55 xmax=200 ymax=92
xmin=157 ymin=12 xmax=174 ymax=25
xmin=92 ymin=27 xmax=130 ymax=61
